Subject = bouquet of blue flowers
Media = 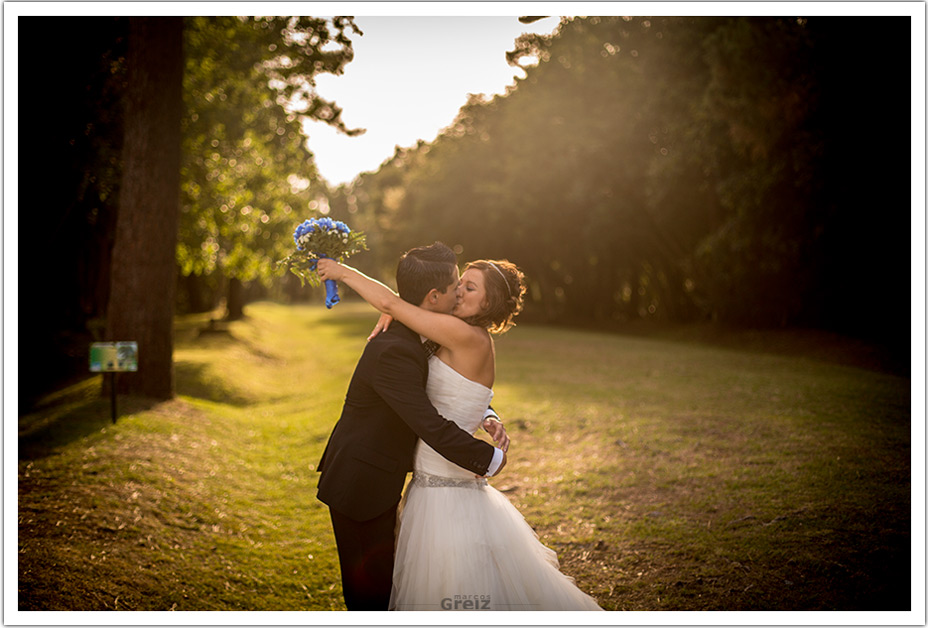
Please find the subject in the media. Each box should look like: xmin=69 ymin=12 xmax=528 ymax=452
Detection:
xmin=278 ymin=217 xmax=367 ymax=308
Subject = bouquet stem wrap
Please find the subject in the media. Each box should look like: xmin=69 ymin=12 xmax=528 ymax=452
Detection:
xmin=324 ymin=279 xmax=339 ymax=308
xmin=320 ymin=256 xmax=340 ymax=308
xmin=278 ymin=218 xmax=367 ymax=308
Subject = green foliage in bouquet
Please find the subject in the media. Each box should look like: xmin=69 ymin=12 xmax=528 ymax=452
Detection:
xmin=278 ymin=217 xmax=367 ymax=288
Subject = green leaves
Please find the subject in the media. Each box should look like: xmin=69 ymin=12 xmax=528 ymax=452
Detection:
xmin=337 ymin=16 xmax=890 ymax=330
xmin=178 ymin=17 xmax=361 ymax=287
xmin=278 ymin=222 xmax=368 ymax=288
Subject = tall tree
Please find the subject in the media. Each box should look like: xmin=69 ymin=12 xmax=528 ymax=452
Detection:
xmin=106 ymin=17 xmax=183 ymax=398
xmin=178 ymin=16 xmax=362 ymax=319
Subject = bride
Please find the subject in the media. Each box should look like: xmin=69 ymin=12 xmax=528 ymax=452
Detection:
xmin=317 ymin=256 xmax=602 ymax=611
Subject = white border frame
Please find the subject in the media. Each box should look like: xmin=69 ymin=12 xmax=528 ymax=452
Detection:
xmin=5 ymin=3 xmax=925 ymax=626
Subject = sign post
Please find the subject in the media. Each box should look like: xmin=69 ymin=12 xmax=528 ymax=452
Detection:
xmin=89 ymin=342 xmax=138 ymax=423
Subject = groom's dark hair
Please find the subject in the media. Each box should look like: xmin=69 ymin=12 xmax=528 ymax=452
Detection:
xmin=396 ymin=242 xmax=458 ymax=305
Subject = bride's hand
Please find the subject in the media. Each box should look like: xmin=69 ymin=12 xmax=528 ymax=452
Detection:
xmin=368 ymin=313 xmax=393 ymax=341
xmin=483 ymin=418 xmax=510 ymax=452
xmin=316 ymin=258 xmax=344 ymax=281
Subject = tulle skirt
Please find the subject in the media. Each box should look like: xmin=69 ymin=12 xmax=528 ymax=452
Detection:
xmin=389 ymin=473 xmax=603 ymax=611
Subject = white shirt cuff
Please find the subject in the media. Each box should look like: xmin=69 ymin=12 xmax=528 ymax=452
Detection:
xmin=482 ymin=407 xmax=499 ymax=422
xmin=486 ymin=447 xmax=504 ymax=477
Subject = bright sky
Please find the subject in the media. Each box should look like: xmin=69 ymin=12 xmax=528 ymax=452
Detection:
xmin=303 ymin=15 xmax=561 ymax=186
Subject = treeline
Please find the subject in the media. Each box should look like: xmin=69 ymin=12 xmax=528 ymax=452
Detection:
xmin=328 ymin=16 xmax=911 ymax=341
xmin=19 ymin=16 xmax=911 ymax=405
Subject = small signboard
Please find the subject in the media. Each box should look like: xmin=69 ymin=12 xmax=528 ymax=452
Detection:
xmin=90 ymin=342 xmax=138 ymax=372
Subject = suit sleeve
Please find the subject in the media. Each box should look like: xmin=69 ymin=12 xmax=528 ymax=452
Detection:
xmin=372 ymin=342 xmax=494 ymax=476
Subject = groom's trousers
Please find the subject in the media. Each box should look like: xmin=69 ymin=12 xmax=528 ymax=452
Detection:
xmin=329 ymin=504 xmax=397 ymax=610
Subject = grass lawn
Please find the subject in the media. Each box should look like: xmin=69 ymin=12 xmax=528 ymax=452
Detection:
xmin=17 ymin=302 xmax=912 ymax=612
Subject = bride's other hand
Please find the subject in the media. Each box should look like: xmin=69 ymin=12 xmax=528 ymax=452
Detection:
xmin=477 ymin=449 xmax=507 ymax=479
xmin=483 ymin=418 xmax=510 ymax=452
xmin=497 ymin=449 xmax=507 ymax=474
xmin=368 ymin=313 xmax=393 ymax=341
xmin=316 ymin=258 xmax=344 ymax=281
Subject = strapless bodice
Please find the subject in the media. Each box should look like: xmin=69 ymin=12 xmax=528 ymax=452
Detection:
xmin=413 ymin=356 xmax=494 ymax=478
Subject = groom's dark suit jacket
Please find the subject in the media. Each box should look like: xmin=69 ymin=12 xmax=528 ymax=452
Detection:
xmin=317 ymin=321 xmax=495 ymax=522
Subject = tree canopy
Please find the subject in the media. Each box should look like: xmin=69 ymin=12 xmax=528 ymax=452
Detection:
xmin=178 ymin=16 xmax=363 ymax=317
xmin=19 ymin=15 xmax=911 ymax=405
xmin=18 ymin=16 xmax=364 ymax=403
xmin=327 ymin=16 xmax=910 ymax=348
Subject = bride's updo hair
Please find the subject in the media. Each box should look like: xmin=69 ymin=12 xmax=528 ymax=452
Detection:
xmin=463 ymin=260 xmax=526 ymax=334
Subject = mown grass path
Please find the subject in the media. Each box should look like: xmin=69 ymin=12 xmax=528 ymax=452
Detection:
xmin=18 ymin=303 xmax=911 ymax=611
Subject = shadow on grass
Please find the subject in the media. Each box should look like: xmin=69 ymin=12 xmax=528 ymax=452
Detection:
xmin=19 ymin=383 xmax=161 ymax=461
xmin=174 ymin=324 xmax=279 ymax=406
xmin=174 ymin=360 xmax=257 ymax=406
xmin=548 ymin=318 xmax=911 ymax=378
xmin=178 ymin=320 xmax=280 ymax=361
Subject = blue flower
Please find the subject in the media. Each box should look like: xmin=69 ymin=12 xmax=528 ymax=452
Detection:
xmin=293 ymin=219 xmax=315 ymax=242
xmin=279 ymin=216 xmax=366 ymax=308
xmin=293 ymin=220 xmax=313 ymax=249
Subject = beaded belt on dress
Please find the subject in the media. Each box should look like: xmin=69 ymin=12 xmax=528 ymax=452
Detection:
xmin=411 ymin=470 xmax=488 ymax=489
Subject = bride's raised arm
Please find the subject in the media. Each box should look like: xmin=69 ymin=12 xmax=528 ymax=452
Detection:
xmin=316 ymin=259 xmax=479 ymax=350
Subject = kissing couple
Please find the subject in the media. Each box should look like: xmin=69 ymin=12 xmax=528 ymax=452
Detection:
xmin=315 ymin=242 xmax=602 ymax=611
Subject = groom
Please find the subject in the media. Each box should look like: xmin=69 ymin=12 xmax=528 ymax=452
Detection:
xmin=316 ymin=242 xmax=508 ymax=611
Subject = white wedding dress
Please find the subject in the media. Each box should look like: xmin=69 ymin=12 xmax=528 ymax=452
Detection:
xmin=389 ymin=356 xmax=603 ymax=611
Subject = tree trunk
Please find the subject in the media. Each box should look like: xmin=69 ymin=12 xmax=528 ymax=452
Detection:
xmin=182 ymin=272 xmax=209 ymax=313
xmin=626 ymin=263 xmax=641 ymax=320
xmin=106 ymin=17 xmax=183 ymax=399
xmin=225 ymin=277 xmax=245 ymax=321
